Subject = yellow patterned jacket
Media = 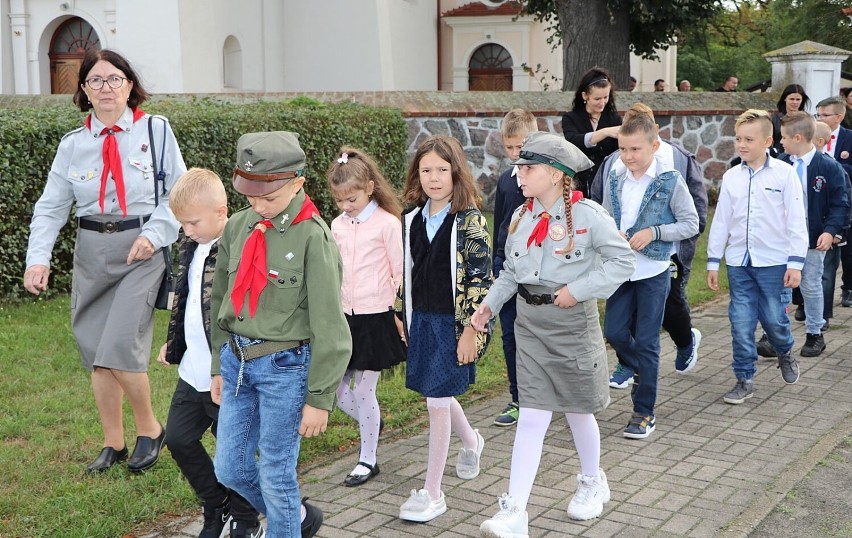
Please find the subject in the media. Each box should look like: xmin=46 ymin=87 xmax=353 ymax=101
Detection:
xmin=396 ymin=205 xmax=494 ymax=360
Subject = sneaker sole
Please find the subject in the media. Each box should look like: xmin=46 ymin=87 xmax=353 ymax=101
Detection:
xmin=399 ymin=505 xmax=447 ymax=522
xmin=623 ymin=425 xmax=655 ymax=439
xmin=676 ymin=329 xmax=702 ymax=374
xmin=567 ymin=504 xmax=604 ymax=521
xmin=493 ymin=418 xmax=518 ymax=427
xmin=723 ymin=393 xmax=754 ymax=404
xmin=608 ymin=378 xmax=633 ymax=389
xmin=480 ymin=528 xmax=529 ymax=538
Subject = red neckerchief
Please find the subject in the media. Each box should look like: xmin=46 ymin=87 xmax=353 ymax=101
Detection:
xmin=85 ymin=107 xmax=146 ymax=217
xmin=525 ymin=191 xmax=584 ymax=247
xmin=230 ymin=194 xmax=321 ymax=317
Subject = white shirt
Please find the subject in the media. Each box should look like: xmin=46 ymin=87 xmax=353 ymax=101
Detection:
xmin=619 ymin=159 xmax=671 ymax=281
xmin=707 ymin=156 xmax=808 ymax=271
xmin=178 ymin=239 xmax=218 ymax=392
xmin=827 ymin=127 xmax=840 ymax=159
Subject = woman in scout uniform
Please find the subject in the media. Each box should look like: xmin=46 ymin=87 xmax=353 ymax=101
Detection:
xmin=471 ymin=132 xmax=635 ymax=538
xmin=24 ymin=49 xmax=185 ymax=474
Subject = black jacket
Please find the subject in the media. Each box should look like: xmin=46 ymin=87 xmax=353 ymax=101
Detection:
xmin=561 ymin=108 xmax=622 ymax=197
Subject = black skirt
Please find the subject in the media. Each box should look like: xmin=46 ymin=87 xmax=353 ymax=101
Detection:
xmin=346 ymin=310 xmax=407 ymax=371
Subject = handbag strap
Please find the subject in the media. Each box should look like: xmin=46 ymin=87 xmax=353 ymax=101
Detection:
xmin=147 ymin=116 xmax=173 ymax=274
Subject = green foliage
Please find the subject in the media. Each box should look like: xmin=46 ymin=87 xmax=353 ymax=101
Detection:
xmin=678 ymin=0 xmax=852 ymax=91
xmin=0 ymin=99 xmax=407 ymax=300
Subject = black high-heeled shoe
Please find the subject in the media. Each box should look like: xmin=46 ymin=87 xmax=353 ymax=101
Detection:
xmin=127 ymin=424 xmax=166 ymax=472
xmin=86 ymin=446 xmax=128 ymax=473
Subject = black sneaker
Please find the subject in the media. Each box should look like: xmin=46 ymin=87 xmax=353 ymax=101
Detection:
xmin=843 ymin=290 xmax=852 ymax=307
xmin=230 ymin=518 xmax=263 ymax=538
xmin=755 ymin=333 xmax=777 ymax=358
xmin=778 ymin=352 xmax=800 ymax=384
xmin=200 ymin=498 xmax=231 ymax=538
xmin=301 ymin=498 xmax=323 ymax=538
xmin=723 ymin=378 xmax=754 ymax=404
xmin=799 ymin=333 xmax=825 ymax=358
xmin=794 ymin=304 xmax=806 ymax=321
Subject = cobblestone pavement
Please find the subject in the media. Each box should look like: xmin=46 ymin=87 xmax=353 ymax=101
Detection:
xmin=147 ymin=294 xmax=852 ymax=538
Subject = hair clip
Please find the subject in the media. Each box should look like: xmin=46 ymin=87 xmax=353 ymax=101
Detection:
xmin=337 ymin=152 xmax=348 ymax=164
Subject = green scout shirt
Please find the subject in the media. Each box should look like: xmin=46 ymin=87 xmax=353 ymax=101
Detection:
xmin=210 ymin=189 xmax=352 ymax=411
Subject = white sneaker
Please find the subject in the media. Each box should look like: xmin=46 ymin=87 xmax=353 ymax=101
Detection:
xmin=479 ymin=494 xmax=529 ymax=538
xmin=567 ymin=468 xmax=610 ymax=520
xmin=457 ymin=429 xmax=485 ymax=479
xmin=399 ymin=489 xmax=447 ymax=522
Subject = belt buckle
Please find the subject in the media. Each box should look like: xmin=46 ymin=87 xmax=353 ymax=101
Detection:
xmin=530 ymin=294 xmax=543 ymax=306
xmin=103 ymin=221 xmax=118 ymax=233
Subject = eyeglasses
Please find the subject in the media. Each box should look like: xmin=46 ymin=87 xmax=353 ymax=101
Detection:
xmin=85 ymin=76 xmax=128 ymax=90
xmin=814 ymin=112 xmax=841 ymax=119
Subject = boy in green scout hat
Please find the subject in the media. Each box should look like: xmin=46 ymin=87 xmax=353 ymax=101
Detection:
xmin=209 ymin=131 xmax=351 ymax=538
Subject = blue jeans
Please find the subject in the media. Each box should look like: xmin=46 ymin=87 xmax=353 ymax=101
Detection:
xmin=800 ymin=249 xmax=825 ymax=334
xmin=214 ymin=335 xmax=310 ymax=538
xmin=604 ymin=270 xmax=670 ymax=417
xmin=727 ymin=265 xmax=793 ymax=380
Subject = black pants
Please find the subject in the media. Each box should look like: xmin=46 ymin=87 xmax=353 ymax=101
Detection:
xmin=165 ymin=378 xmax=257 ymax=522
xmin=840 ymin=243 xmax=852 ymax=292
xmin=661 ymin=254 xmax=693 ymax=349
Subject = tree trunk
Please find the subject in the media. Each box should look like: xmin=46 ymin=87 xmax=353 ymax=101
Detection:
xmin=559 ymin=0 xmax=631 ymax=91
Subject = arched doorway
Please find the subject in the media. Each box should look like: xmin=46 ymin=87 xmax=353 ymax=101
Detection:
xmin=49 ymin=17 xmax=100 ymax=94
xmin=468 ymin=43 xmax=512 ymax=91
xmin=223 ymin=36 xmax=243 ymax=90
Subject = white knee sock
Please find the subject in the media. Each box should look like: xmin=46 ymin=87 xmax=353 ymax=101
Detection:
xmin=508 ymin=407 xmax=552 ymax=510
xmin=351 ymin=370 xmax=381 ymax=474
xmin=449 ymin=396 xmax=477 ymax=449
xmin=424 ymin=397 xmax=452 ymax=499
xmin=565 ymin=413 xmax=601 ymax=478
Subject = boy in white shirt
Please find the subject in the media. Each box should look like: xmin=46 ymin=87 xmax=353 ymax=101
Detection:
xmin=707 ymin=110 xmax=809 ymax=404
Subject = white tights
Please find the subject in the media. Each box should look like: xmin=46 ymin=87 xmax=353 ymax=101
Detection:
xmin=508 ymin=407 xmax=601 ymax=510
xmin=424 ymin=396 xmax=478 ymax=499
xmin=335 ymin=369 xmax=381 ymax=475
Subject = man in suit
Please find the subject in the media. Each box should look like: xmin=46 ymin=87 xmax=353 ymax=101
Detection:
xmin=816 ymin=97 xmax=852 ymax=307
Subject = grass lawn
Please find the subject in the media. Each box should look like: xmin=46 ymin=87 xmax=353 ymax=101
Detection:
xmin=0 ymin=210 xmax=727 ymax=537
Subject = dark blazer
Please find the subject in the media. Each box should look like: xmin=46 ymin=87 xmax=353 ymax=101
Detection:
xmin=561 ymin=108 xmax=622 ymax=197
xmin=779 ymin=150 xmax=850 ymax=249
xmin=833 ymin=126 xmax=852 ymax=178
xmin=492 ymin=167 xmax=527 ymax=275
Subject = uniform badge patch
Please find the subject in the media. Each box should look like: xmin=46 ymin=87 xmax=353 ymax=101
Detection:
xmin=813 ymin=176 xmax=826 ymax=192
xmin=549 ymin=224 xmax=567 ymax=241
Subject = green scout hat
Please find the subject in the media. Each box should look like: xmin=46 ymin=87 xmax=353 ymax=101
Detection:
xmin=513 ymin=132 xmax=593 ymax=178
xmin=233 ymin=131 xmax=306 ymax=196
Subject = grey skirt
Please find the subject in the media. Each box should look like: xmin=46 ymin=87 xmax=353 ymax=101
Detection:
xmin=514 ymin=291 xmax=610 ymax=414
xmin=70 ymin=221 xmax=164 ymax=372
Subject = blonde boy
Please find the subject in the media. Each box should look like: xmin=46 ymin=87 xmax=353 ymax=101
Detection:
xmin=707 ymin=110 xmax=809 ymax=404
xmin=491 ymin=109 xmax=537 ymax=427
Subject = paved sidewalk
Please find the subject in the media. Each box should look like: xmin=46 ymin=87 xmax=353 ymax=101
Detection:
xmin=149 ymin=295 xmax=852 ymax=538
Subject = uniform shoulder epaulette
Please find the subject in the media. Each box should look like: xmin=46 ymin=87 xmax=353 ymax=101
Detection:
xmin=60 ymin=125 xmax=85 ymax=141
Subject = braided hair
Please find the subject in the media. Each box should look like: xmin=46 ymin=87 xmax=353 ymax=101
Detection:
xmin=556 ymin=175 xmax=576 ymax=255
xmin=508 ymin=197 xmax=533 ymax=234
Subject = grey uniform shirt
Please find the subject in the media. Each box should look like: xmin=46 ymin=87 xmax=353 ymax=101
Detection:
xmin=26 ymin=107 xmax=186 ymax=268
xmin=483 ymin=198 xmax=636 ymax=315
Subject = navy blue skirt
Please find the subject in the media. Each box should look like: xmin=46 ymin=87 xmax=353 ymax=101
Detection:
xmin=405 ymin=311 xmax=475 ymax=397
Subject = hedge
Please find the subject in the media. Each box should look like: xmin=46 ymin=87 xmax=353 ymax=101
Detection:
xmin=0 ymin=98 xmax=408 ymax=300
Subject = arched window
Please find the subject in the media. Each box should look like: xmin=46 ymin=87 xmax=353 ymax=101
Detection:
xmin=49 ymin=17 xmax=100 ymax=94
xmin=223 ymin=36 xmax=243 ymax=90
xmin=468 ymin=43 xmax=512 ymax=91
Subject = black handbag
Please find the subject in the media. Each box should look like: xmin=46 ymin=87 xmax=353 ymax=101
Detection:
xmin=148 ymin=116 xmax=174 ymax=310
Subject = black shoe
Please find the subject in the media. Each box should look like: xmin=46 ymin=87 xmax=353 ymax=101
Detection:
xmin=230 ymin=518 xmax=263 ymax=538
xmin=843 ymin=290 xmax=852 ymax=307
xmin=799 ymin=333 xmax=825 ymax=358
xmin=344 ymin=461 xmax=380 ymax=487
xmin=200 ymin=498 xmax=231 ymax=538
xmin=755 ymin=333 xmax=777 ymax=358
xmin=85 ymin=445 xmax=128 ymax=473
xmin=128 ymin=424 xmax=166 ymax=472
xmin=301 ymin=498 xmax=323 ymax=538
xmin=823 ymin=320 xmax=830 ymax=331
xmin=794 ymin=304 xmax=806 ymax=321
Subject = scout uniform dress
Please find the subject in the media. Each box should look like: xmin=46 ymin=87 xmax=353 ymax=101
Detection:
xmin=482 ymin=197 xmax=635 ymax=413
xmin=27 ymin=107 xmax=185 ymax=372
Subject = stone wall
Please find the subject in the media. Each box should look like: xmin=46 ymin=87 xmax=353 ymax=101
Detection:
xmin=2 ymin=90 xmax=776 ymax=209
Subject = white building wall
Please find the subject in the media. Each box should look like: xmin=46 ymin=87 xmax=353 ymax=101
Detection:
xmin=380 ymin=0 xmax=437 ymax=90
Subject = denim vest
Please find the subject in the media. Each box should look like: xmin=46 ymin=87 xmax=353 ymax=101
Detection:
xmin=608 ymin=169 xmax=678 ymax=261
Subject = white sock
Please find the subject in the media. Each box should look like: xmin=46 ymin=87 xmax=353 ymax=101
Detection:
xmin=565 ymin=412 xmax=601 ymax=478
xmin=424 ymin=397 xmax=452 ymax=499
xmin=508 ymin=407 xmax=552 ymax=510
xmin=350 ymin=370 xmax=381 ymax=475
xmin=300 ymin=502 xmax=306 ymax=522
xmin=449 ymin=396 xmax=477 ymax=449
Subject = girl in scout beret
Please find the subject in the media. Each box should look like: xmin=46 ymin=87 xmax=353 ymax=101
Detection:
xmin=395 ymin=135 xmax=493 ymax=522
xmin=327 ymin=147 xmax=406 ymax=487
xmin=471 ymin=132 xmax=635 ymax=537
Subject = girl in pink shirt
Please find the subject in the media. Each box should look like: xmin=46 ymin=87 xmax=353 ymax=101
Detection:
xmin=327 ymin=147 xmax=406 ymax=487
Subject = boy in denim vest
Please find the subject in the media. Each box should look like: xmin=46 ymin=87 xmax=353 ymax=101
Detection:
xmin=600 ymin=113 xmax=698 ymax=439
